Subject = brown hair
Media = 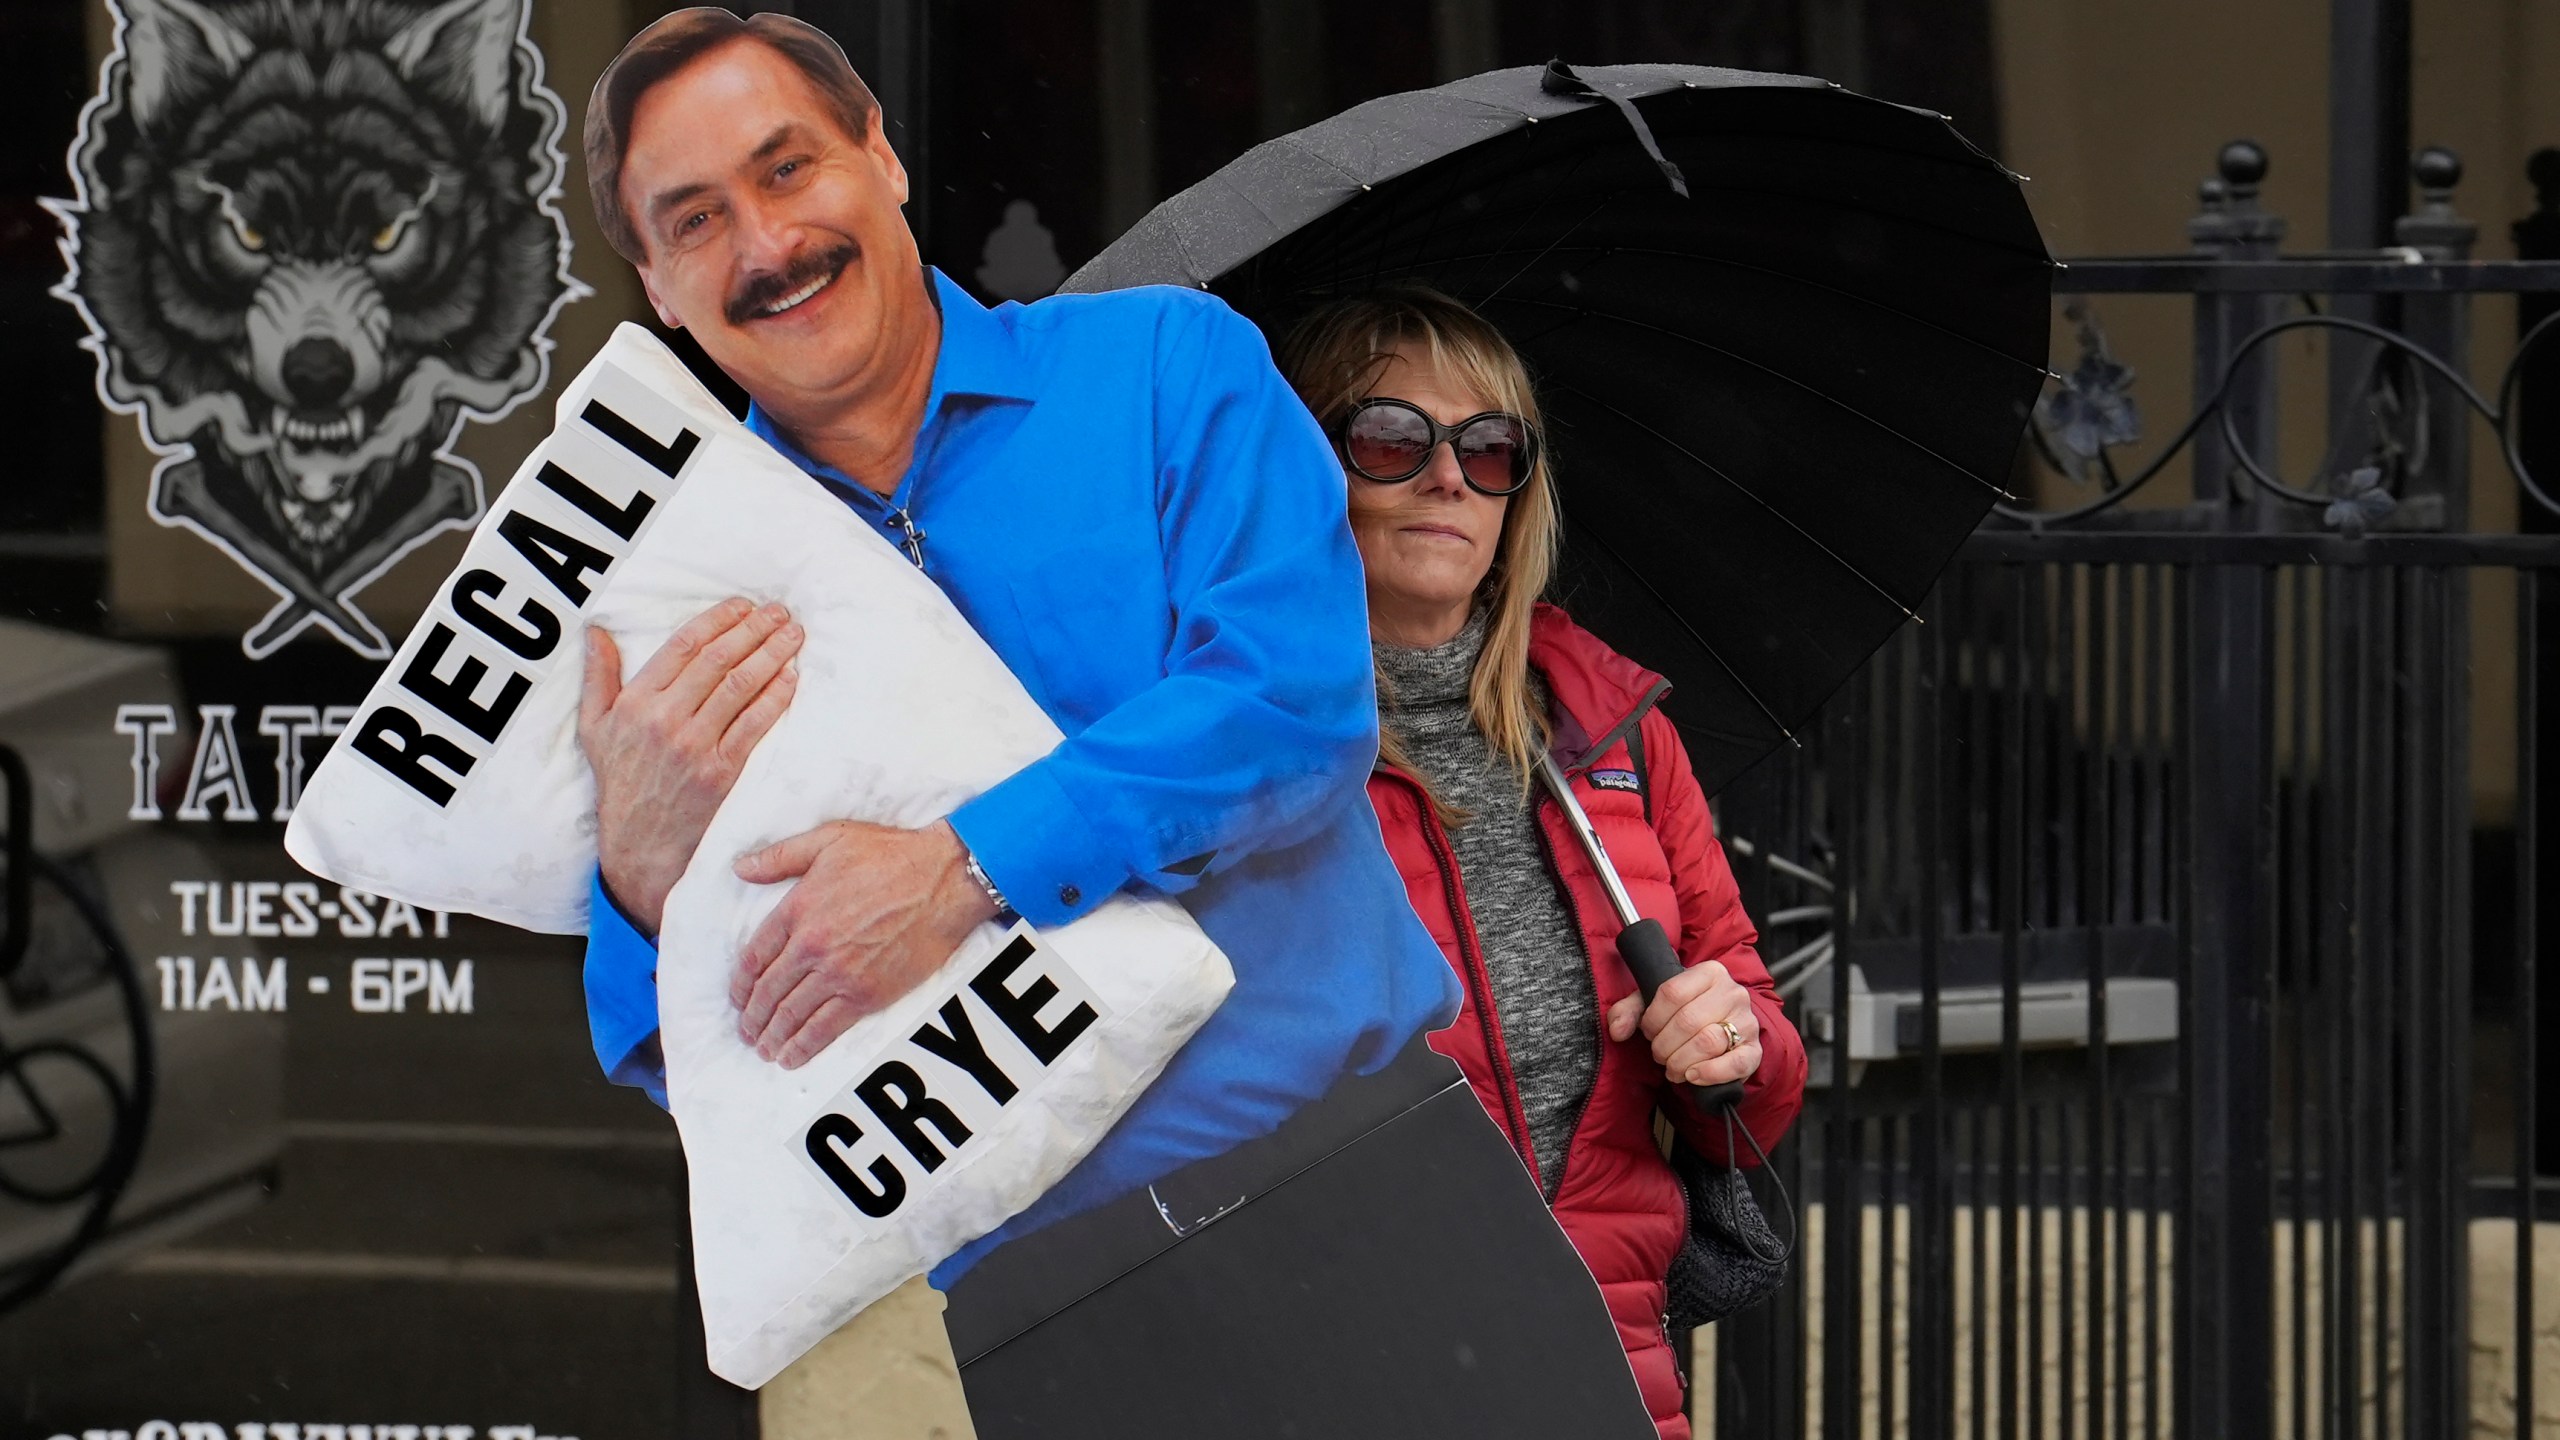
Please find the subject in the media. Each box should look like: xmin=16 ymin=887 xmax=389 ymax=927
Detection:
xmin=584 ymin=8 xmax=879 ymax=263
xmin=1275 ymin=287 xmax=1562 ymax=816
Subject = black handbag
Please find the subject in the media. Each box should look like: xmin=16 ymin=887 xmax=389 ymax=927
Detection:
xmin=1661 ymin=1103 xmax=1794 ymax=1330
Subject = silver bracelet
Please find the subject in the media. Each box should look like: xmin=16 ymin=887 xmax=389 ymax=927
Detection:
xmin=963 ymin=850 xmax=1014 ymax=918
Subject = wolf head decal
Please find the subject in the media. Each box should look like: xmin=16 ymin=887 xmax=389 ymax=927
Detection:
xmin=49 ymin=0 xmax=583 ymax=657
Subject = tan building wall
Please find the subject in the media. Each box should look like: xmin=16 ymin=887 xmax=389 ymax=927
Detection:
xmin=1692 ymin=1205 xmax=2560 ymax=1438
xmin=1989 ymin=0 xmax=2560 ymax=820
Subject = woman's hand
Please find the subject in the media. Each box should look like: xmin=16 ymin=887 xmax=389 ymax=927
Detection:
xmin=1605 ymin=960 xmax=1761 ymax=1088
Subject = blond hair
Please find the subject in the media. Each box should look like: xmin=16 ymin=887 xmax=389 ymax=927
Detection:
xmin=1275 ymin=287 xmax=1561 ymax=814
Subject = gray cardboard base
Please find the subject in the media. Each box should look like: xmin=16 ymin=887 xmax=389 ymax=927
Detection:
xmin=946 ymin=1056 xmax=1657 ymax=1440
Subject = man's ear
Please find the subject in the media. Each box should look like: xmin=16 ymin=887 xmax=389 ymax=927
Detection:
xmin=859 ymin=115 xmax=910 ymax=207
xmin=637 ymin=266 xmax=682 ymax=329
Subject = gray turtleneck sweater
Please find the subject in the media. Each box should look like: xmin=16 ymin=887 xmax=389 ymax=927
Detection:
xmin=1375 ymin=609 xmax=1600 ymax=1194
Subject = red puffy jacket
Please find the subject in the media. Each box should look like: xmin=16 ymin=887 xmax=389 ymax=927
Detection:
xmin=1367 ymin=604 xmax=1808 ymax=1440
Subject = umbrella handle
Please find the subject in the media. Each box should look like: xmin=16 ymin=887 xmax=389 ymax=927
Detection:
xmin=1619 ymin=917 xmax=1745 ymax=1112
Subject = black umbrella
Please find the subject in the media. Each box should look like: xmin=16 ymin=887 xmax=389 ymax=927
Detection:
xmin=1064 ymin=60 xmax=2053 ymax=802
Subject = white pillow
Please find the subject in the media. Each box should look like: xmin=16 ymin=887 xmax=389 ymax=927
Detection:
xmin=283 ymin=322 xmax=1235 ymax=1388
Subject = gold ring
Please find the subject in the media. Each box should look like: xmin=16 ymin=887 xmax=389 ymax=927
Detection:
xmin=1715 ymin=1019 xmax=1743 ymax=1056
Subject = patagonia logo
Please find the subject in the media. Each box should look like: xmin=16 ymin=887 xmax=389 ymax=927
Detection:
xmin=1588 ymin=768 xmax=1642 ymax=794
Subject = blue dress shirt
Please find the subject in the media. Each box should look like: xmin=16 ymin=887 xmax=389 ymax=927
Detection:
xmin=581 ymin=268 xmax=1459 ymax=1281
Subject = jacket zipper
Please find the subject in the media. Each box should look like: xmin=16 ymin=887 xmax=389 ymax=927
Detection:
xmin=1532 ymin=793 xmax=1614 ymax=1206
xmin=1389 ymin=768 xmax=1536 ymax=1167
xmin=1384 ymin=675 xmax=1676 ymax=1203
xmin=1665 ymin=1146 xmax=1694 ymax=1343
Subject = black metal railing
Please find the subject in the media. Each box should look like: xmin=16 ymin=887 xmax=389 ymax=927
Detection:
xmin=1698 ymin=142 xmax=2560 ymax=1440
xmin=0 ymin=742 xmax=156 ymax=1313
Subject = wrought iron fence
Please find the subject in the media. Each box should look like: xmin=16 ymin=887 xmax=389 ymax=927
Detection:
xmin=1697 ymin=141 xmax=2560 ymax=1440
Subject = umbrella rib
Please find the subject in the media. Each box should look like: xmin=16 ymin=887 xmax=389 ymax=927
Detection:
xmin=1208 ymin=172 xmax=1293 ymax=237
xmin=1160 ymin=207 xmax=1209 ymax=287
xmin=1417 ymin=241 xmax=2056 ymax=382
xmin=1504 ymin=295 xmax=2019 ymax=499
xmin=1267 ymin=136 xmax=1374 ymax=191
xmin=1414 ymin=85 xmax=2011 ymax=192
xmin=1284 ymin=99 xmax=1556 ymax=292
xmin=1668 ymin=111 xmax=2031 ymax=184
xmin=1563 ymin=505 xmax=1797 ymax=745
xmin=1480 ymin=189 xmax=1631 ymax=306
xmin=1417 ymin=173 xmax=2055 ymax=266
xmin=1413 ymin=88 xmax=1541 ymax=125
xmin=1390 ymin=172 xmax=1470 ymax=292
xmin=1552 ymin=382 xmax=1925 ymax=624
xmin=1367 ymin=111 xmax=1565 ymax=292
xmin=1451 ymin=139 xmax=1602 ymax=298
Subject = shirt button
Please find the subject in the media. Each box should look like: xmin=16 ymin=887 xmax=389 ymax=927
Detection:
xmin=1058 ymin=884 xmax=1082 ymax=908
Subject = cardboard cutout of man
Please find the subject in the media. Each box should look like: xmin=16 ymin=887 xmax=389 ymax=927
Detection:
xmin=576 ymin=6 xmax=1459 ymax=1282
xmin=576 ymin=14 xmax=1660 ymax=1437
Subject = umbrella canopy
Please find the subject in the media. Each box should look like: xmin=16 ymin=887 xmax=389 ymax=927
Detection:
xmin=1064 ymin=62 xmax=2053 ymax=796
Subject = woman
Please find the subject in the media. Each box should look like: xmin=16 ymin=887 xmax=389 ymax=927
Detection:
xmin=1278 ymin=288 xmax=1808 ymax=1440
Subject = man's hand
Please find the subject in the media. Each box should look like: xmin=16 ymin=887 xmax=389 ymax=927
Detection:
xmin=1605 ymin=960 xmax=1762 ymax=1088
xmin=729 ymin=819 xmax=1000 ymax=1068
xmin=578 ymin=598 xmax=803 ymax=937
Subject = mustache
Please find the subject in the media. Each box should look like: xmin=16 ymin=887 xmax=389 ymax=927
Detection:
xmin=724 ymin=241 xmax=858 ymax=325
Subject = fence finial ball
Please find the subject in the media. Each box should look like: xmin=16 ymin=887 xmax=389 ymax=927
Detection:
xmin=2411 ymin=146 xmax=2463 ymax=195
xmin=2218 ymin=140 xmax=2269 ymax=192
xmin=2531 ymin=148 xmax=2560 ymax=206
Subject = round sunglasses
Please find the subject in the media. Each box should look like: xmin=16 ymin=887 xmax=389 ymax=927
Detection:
xmin=1337 ymin=397 xmax=1539 ymax=497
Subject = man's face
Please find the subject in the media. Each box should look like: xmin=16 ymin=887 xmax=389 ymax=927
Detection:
xmin=620 ymin=38 xmax=921 ymax=409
